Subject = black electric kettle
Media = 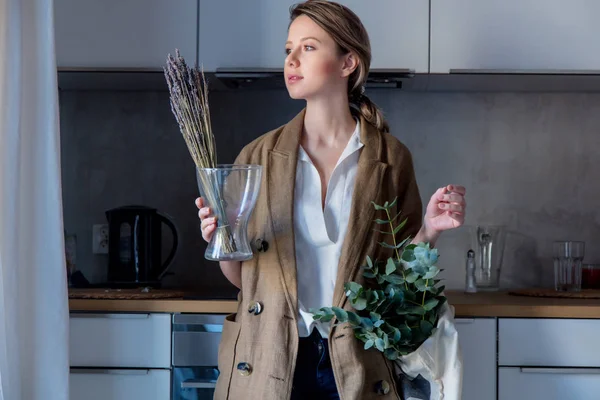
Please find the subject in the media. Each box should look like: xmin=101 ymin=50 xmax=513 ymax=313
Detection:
xmin=105 ymin=205 xmax=179 ymax=287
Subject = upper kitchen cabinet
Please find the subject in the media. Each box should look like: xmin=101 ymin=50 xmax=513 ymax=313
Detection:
xmin=54 ymin=0 xmax=198 ymax=69
xmin=199 ymin=0 xmax=295 ymax=71
xmin=337 ymin=0 xmax=429 ymax=72
xmin=198 ymin=0 xmax=429 ymax=73
xmin=430 ymin=0 xmax=600 ymax=73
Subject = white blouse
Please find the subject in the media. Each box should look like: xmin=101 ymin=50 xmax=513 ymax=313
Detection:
xmin=293 ymin=119 xmax=363 ymax=338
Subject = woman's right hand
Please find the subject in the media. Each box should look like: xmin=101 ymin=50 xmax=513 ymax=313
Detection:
xmin=196 ymin=197 xmax=217 ymax=243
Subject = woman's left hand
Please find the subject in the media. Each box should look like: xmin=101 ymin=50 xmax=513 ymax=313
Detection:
xmin=423 ymin=185 xmax=466 ymax=235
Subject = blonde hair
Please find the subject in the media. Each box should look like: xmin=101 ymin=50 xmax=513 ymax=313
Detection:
xmin=289 ymin=0 xmax=389 ymax=133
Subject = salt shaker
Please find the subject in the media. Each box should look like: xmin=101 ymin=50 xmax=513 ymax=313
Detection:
xmin=465 ymin=249 xmax=477 ymax=293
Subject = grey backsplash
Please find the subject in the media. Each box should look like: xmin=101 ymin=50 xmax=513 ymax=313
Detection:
xmin=59 ymin=89 xmax=600 ymax=295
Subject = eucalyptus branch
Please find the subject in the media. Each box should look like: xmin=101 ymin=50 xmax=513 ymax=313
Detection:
xmin=310 ymin=198 xmax=447 ymax=360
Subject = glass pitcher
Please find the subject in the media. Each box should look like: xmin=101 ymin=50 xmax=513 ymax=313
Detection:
xmin=470 ymin=225 xmax=507 ymax=290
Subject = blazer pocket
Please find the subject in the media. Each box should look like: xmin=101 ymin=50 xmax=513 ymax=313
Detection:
xmin=215 ymin=313 xmax=241 ymax=400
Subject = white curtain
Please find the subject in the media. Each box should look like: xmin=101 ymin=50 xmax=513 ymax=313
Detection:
xmin=0 ymin=0 xmax=70 ymax=398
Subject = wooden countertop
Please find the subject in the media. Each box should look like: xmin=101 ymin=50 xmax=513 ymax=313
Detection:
xmin=68 ymin=290 xmax=600 ymax=318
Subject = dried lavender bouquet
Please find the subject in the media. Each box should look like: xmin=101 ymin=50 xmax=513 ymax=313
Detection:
xmin=164 ymin=49 xmax=237 ymax=255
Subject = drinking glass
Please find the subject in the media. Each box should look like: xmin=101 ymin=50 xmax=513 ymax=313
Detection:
xmin=553 ymin=241 xmax=585 ymax=292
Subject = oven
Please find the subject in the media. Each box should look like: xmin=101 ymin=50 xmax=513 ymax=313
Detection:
xmin=172 ymin=313 xmax=226 ymax=400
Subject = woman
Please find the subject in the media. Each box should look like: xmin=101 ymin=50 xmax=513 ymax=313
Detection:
xmin=196 ymin=1 xmax=466 ymax=399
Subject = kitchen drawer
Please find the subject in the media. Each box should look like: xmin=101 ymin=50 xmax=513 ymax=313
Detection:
xmin=499 ymin=367 xmax=600 ymax=400
xmin=499 ymin=318 xmax=600 ymax=367
xmin=70 ymin=313 xmax=171 ymax=368
xmin=70 ymin=368 xmax=170 ymax=400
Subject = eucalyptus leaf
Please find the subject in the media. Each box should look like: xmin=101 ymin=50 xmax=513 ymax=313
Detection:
xmin=375 ymin=338 xmax=385 ymax=352
xmin=364 ymin=339 xmax=375 ymax=350
xmin=374 ymin=218 xmax=389 ymax=225
xmin=371 ymin=201 xmax=386 ymax=211
xmin=347 ymin=311 xmax=362 ymax=326
xmin=374 ymin=320 xmax=384 ymax=328
xmin=385 ymin=258 xmax=397 ymax=275
xmin=392 ymin=218 xmax=407 ymax=235
xmin=366 ymin=256 xmax=374 ymax=269
xmin=332 ymin=307 xmax=348 ymax=322
xmin=393 ymin=327 xmax=401 ymax=343
xmin=370 ymin=312 xmax=381 ymax=321
xmin=383 ymin=274 xmax=405 ymax=285
xmin=378 ymin=241 xmax=403 ymax=249
xmin=387 ymin=197 xmax=398 ymax=209
xmin=351 ymin=297 xmax=367 ymax=311
xmin=423 ymin=298 xmax=439 ymax=311
xmin=405 ymin=271 xmax=419 ymax=283
xmin=415 ymin=279 xmax=428 ymax=292
xmin=361 ymin=317 xmax=374 ymax=331
xmin=320 ymin=314 xmax=334 ymax=322
xmin=362 ymin=271 xmax=376 ymax=279
xmin=384 ymin=348 xmax=399 ymax=360
xmin=401 ymin=250 xmax=416 ymax=262
xmin=423 ymin=267 xmax=440 ymax=279
xmin=419 ymin=320 xmax=434 ymax=336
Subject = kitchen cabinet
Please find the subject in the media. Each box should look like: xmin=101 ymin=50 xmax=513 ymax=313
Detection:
xmin=455 ymin=318 xmax=497 ymax=400
xmin=69 ymin=313 xmax=171 ymax=400
xmin=70 ymin=368 xmax=170 ymax=400
xmin=199 ymin=0 xmax=429 ymax=73
xmin=499 ymin=318 xmax=600 ymax=367
xmin=499 ymin=367 xmax=600 ymax=400
xmin=430 ymin=0 xmax=600 ymax=73
xmin=498 ymin=318 xmax=600 ymax=399
xmin=69 ymin=313 xmax=171 ymax=368
xmin=54 ymin=0 xmax=197 ymax=69
xmin=198 ymin=0 xmax=295 ymax=71
xmin=335 ymin=1 xmax=429 ymax=72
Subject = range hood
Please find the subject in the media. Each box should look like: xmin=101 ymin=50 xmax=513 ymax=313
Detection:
xmin=212 ymin=68 xmax=421 ymax=90
xmin=57 ymin=67 xmax=421 ymax=91
xmin=57 ymin=67 xmax=600 ymax=92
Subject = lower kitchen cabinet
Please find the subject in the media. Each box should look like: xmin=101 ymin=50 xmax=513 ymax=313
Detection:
xmin=455 ymin=318 xmax=497 ymax=400
xmin=499 ymin=367 xmax=600 ymax=400
xmin=70 ymin=368 xmax=170 ymax=400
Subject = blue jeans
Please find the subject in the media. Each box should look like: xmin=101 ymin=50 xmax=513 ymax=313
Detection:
xmin=291 ymin=328 xmax=340 ymax=400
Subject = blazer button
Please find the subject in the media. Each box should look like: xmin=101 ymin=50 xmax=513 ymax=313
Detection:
xmin=255 ymin=238 xmax=269 ymax=252
xmin=375 ymin=380 xmax=390 ymax=395
xmin=247 ymin=301 xmax=263 ymax=315
xmin=237 ymin=362 xmax=252 ymax=376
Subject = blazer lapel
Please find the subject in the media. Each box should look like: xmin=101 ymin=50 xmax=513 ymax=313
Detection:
xmin=266 ymin=109 xmax=305 ymax=316
xmin=332 ymin=118 xmax=388 ymax=308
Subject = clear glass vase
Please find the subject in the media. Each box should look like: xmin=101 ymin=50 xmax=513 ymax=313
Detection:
xmin=196 ymin=164 xmax=262 ymax=262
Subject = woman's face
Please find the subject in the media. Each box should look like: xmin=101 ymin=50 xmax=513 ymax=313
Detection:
xmin=284 ymin=15 xmax=356 ymax=100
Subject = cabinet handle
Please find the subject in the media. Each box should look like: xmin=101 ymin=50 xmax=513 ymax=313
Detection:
xmin=520 ymin=368 xmax=600 ymax=375
xmin=450 ymin=68 xmax=600 ymax=75
xmin=70 ymin=313 xmax=150 ymax=319
xmin=181 ymin=380 xmax=217 ymax=389
xmin=454 ymin=319 xmax=475 ymax=324
xmin=70 ymin=368 xmax=150 ymax=375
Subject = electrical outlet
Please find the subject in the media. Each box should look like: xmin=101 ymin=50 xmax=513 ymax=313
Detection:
xmin=92 ymin=224 xmax=109 ymax=254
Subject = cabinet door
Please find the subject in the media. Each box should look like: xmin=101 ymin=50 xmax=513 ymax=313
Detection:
xmin=499 ymin=367 xmax=600 ymax=400
xmin=199 ymin=0 xmax=429 ymax=73
xmin=455 ymin=318 xmax=496 ymax=400
xmin=55 ymin=0 xmax=198 ymax=69
xmin=70 ymin=368 xmax=170 ymax=400
xmin=337 ymin=1 xmax=429 ymax=72
xmin=199 ymin=0 xmax=296 ymax=71
xmin=499 ymin=318 xmax=600 ymax=367
xmin=70 ymin=313 xmax=171 ymax=368
xmin=431 ymin=0 xmax=600 ymax=73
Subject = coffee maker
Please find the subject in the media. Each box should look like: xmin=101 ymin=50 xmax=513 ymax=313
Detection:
xmin=106 ymin=205 xmax=179 ymax=288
